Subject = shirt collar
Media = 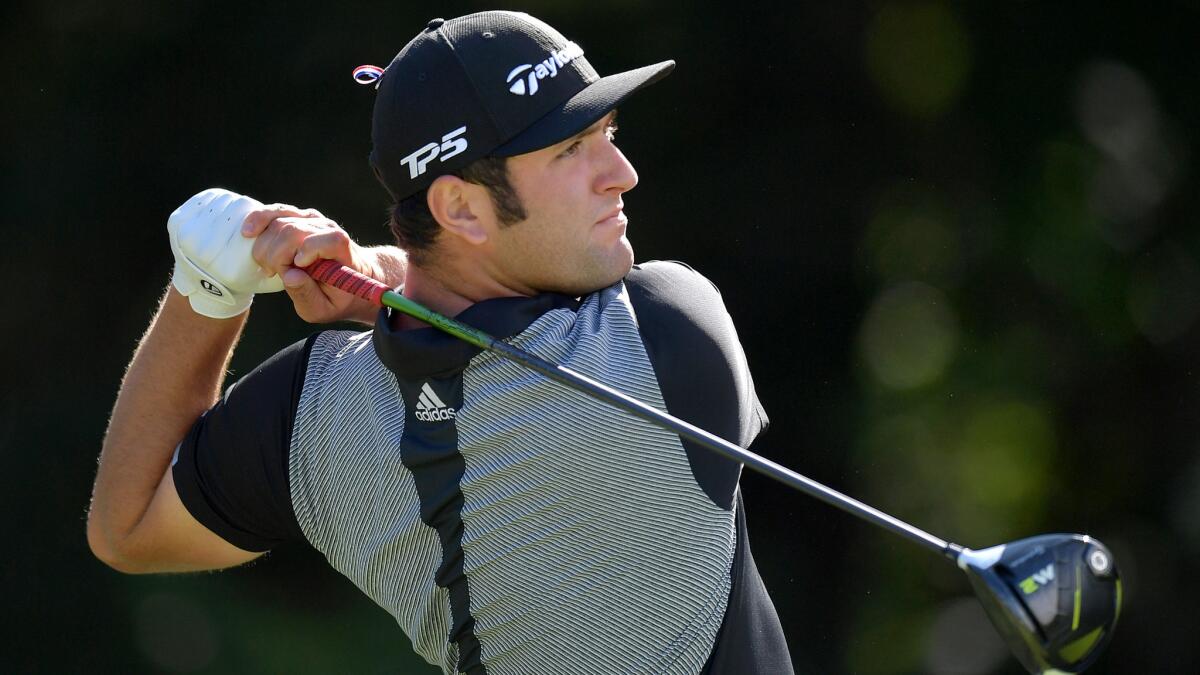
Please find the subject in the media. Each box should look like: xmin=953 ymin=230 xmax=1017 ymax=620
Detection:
xmin=371 ymin=292 xmax=582 ymax=378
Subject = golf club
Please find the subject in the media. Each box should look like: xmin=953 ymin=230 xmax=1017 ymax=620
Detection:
xmin=305 ymin=259 xmax=1122 ymax=674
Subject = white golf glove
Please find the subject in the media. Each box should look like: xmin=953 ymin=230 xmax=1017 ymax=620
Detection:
xmin=168 ymin=188 xmax=285 ymax=318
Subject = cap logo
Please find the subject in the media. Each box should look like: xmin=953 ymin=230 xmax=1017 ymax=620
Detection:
xmin=414 ymin=381 xmax=456 ymax=421
xmin=505 ymin=41 xmax=584 ymax=96
xmin=400 ymin=126 xmax=469 ymax=179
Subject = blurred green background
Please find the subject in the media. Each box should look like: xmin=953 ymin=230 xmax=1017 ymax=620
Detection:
xmin=4 ymin=0 xmax=1197 ymax=672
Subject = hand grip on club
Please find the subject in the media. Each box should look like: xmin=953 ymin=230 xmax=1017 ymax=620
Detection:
xmin=302 ymin=259 xmax=962 ymax=560
xmin=305 ymin=258 xmax=388 ymax=304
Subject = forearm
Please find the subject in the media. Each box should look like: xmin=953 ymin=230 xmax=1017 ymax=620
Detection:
xmin=88 ymin=287 xmax=246 ymax=564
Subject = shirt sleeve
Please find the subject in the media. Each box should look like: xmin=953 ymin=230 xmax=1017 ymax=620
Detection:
xmin=624 ymin=260 xmax=769 ymax=510
xmin=170 ymin=334 xmax=318 ymax=551
xmin=700 ymin=492 xmax=794 ymax=674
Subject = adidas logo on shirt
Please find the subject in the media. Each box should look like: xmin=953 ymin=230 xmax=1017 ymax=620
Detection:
xmin=414 ymin=382 xmax=456 ymax=422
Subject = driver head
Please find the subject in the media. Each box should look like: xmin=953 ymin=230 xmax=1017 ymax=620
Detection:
xmin=957 ymin=534 xmax=1121 ymax=674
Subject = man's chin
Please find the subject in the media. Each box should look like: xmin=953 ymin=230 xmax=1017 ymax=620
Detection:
xmin=555 ymin=260 xmax=634 ymax=297
xmin=602 ymin=243 xmax=636 ymax=287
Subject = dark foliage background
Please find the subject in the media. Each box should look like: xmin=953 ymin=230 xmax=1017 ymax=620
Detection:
xmin=4 ymin=1 xmax=1197 ymax=672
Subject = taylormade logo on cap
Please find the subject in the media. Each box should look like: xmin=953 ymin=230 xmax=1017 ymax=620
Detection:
xmin=505 ymin=42 xmax=585 ymax=96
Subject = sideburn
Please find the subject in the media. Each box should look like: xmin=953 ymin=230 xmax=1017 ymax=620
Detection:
xmin=462 ymin=157 xmax=527 ymax=226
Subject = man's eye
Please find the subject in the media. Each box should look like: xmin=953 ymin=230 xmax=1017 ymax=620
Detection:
xmin=560 ymin=140 xmax=582 ymax=158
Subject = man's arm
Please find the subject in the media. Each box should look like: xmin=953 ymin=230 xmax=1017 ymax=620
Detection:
xmin=87 ymin=288 xmax=262 ymax=573
xmin=88 ymin=193 xmax=407 ymax=574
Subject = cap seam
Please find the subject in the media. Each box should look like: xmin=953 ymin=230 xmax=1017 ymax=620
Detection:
xmin=438 ymin=24 xmax=505 ymax=148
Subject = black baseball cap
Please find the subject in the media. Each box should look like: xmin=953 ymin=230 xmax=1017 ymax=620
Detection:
xmin=369 ymin=11 xmax=674 ymax=201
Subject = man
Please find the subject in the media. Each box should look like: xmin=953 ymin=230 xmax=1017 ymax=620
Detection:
xmin=89 ymin=11 xmax=793 ymax=674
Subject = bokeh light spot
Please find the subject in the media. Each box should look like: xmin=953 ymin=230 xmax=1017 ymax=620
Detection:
xmin=862 ymin=188 xmax=962 ymax=286
xmin=859 ymin=410 xmax=954 ymax=520
xmin=860 ymin=282 xmax=960 ymax=390
xmin=1075 ymin=60 xmax=1183 ymax=250
xmin=1027 ymin=140 xmax=1135 ymax=343
xmin=1076 ymin=60 xmax=1159 ymax=163
xmin=865 ymin=2 xmax=972 ymax=118
xmin=957 ymin=400 xmax=1053 ymax=513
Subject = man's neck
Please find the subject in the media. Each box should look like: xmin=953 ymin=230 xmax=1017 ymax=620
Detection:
xmin=395 ymin=260 xmax=529 ymax=331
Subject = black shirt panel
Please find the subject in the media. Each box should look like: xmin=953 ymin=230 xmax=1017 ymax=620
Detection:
xmin=392 ymin=374 xmax=487 ymax=674
xmin=171 ymin=335 xmax=314 ymax=551
xmin=625 ymin=261 xmax=769 ymax=510
xmin=702 ymin=492 xmax=795 ymax=675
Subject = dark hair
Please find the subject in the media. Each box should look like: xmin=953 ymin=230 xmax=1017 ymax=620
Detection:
xmin=388 ymin=156 xmax=526 ymax=266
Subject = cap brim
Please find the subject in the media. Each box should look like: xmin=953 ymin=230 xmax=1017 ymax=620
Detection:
xmin=492 ymin=60 xmax=675 ymax=157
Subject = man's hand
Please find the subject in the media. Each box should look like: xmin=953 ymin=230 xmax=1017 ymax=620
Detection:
xmin=168 ymin=189 xmax=286 ymax=319
xmin=243 ymin=204 xmax=404 ymax=325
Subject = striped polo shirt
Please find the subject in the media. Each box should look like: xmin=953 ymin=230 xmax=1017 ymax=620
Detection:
xmin=173 ymin=261 xmax=793 ymax=674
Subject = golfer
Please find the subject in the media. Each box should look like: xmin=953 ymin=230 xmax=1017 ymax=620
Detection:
xmin=89 ymin=11 xmax=793 ymax=674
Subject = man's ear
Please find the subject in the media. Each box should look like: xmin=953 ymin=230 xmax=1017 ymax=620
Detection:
xmin=427 ymin=175 xmax=489 ymax=246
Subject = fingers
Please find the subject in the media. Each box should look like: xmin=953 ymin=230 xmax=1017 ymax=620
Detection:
xmin=241 ymin=204 xmax=324 ymax=238
xmin=280 ymin=269 xmax=336 ymax=322
xmin=251 ymin=222 xmax=352 ymax=277
xmin=293 ymin=229 xmax=352 ymax=268
xmin=282 ymin=266 xmax=380 ymax=325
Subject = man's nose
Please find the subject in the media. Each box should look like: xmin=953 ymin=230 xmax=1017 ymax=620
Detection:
xmin=596 ymin=141 xmax=638 ymax=194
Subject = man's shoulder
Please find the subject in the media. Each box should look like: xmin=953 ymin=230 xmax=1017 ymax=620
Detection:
xmin=307 ymin=328 xmax=376 ymax=363
xmin=622 ymin=260 xmax=741 ymax=348
xmin=625 ymin=260 xmax=723 ymax=309
xmin=299 ymin=328 xmax=386 ymax=396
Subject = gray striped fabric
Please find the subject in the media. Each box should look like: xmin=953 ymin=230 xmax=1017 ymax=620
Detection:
xmin=289 ymin=282 xmax=735 ymax=674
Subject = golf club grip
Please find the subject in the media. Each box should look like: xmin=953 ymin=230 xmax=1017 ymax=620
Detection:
xmin=305 ymin=259 xmax=388 ymax=304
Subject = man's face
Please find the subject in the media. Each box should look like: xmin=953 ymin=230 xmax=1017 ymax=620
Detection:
xmin=488 ymin=111 xmax=638 ymax=296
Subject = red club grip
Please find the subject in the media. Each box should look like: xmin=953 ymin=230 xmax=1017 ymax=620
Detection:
xmin=303 ymin=259 xmax=388 ymax=305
